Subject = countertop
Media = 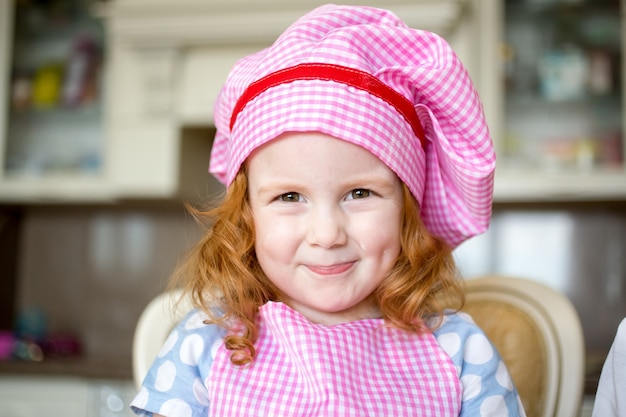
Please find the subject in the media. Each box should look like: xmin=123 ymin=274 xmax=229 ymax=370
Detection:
xmin=0 ymin=356 xmax=132 ymax=380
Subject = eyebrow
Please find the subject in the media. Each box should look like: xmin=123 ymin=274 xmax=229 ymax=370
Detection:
xmin=254 ymin=173 xmax=399 ymax=196
xmin=251 ymin=180 xmax=305 ymax=197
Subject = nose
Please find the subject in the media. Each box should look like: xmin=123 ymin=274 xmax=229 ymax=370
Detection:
xmin=306 ymin=205 xmax=347 ymax=248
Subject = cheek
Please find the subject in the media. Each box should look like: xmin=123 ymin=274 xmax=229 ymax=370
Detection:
xmin=356 ymin=214 xmax=402 ymax=260
xmin=253 ymin=216 xmax=299 ymax=260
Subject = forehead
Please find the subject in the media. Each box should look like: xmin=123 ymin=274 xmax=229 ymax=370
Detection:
xmin=245 ymin=133 xmax=404 ymax=194
xmin=246 ymin=131 xmax=389 ymax=171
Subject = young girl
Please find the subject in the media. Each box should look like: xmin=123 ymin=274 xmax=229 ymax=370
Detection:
xmin=131 ymin=4 xmax=526 ymax=416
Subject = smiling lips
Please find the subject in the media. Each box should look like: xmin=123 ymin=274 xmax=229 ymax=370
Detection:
xmin=306 ymin=262 xmax=356 ymax=276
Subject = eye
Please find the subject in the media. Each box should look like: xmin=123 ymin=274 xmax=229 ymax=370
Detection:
xmin=279 ymin=192 xmax=302 ymax=202
xmin=347 ymin=189 xmax=371 ymax=200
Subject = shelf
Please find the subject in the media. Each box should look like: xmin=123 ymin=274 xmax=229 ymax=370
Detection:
xmin=494 ymin=168 xmax=626 ymax=202
xmin=0 ymin=355 xmax=132 ymax=380
xmin=0 ymin=175 xmax=115 ymax=203
xmin=5 ymin=105 xmax=104 ymax=178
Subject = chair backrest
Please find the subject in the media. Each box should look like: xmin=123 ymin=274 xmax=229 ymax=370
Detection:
xmin=132 ymin=288 xmax=192 ymax=389
xmin=462 ymin=275 xmax=585 ymax=417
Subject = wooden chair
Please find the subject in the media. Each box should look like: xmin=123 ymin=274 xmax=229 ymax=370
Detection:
xmin=463 ymin=275 xmax=586 ymax=417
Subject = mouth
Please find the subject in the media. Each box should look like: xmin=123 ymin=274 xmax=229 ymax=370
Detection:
xmin=305 ymin=261 xmax=356 ymax=276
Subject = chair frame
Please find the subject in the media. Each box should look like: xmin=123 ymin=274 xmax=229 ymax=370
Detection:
xmin=132 ymin=288 xmax=191 ymax=389
xmin=465 ymin=275 xmax=585 ymax=417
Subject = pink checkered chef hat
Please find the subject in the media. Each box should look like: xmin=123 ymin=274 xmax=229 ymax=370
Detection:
xmin=210 ymin=4 xmax=495 ymax=248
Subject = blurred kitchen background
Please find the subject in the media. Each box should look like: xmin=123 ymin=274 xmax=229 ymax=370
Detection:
xmin=1 ymin=0 xmax=625 ymax=416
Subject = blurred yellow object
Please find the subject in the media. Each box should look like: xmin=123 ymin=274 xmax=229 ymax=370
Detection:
xmin=32 ymin=63 xmax=63 ymax=108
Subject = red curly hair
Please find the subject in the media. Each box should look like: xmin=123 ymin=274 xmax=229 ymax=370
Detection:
xmin=172 ymin=169 xmax=465 ymax=365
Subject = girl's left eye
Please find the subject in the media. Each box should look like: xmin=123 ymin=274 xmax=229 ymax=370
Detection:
xmin=279 ymin=192 xmax=302 ymax=202
xmin=347 ymin=189 xmax=371 ymax=200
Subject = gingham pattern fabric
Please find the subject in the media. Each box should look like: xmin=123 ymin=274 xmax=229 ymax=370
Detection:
xmin=210 ymin=4 xmax=495 ymax=248
xmin=130 ymin=307 xmax=527 ymax=416
xmin=207 ymin=302 xmax=462 ymax=416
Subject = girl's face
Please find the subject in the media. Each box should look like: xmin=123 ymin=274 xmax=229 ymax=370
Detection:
xmin=247 ymin=132 xmax=403 ymax=325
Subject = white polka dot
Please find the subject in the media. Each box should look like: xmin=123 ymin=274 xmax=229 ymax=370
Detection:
xmin=185 ymin=311 xmax=209 ymax=330
xmin=465 ymin=333 xmax=494 ymax=365
xmin=496 ymin=360 xmax=514 ymax=391
xmin=132 ymin=387 xmax=149 ymax=408
xmin=154 ymin=360 xmax=177 ymax=392
xmin=193 ymin=377 xmax=210 ymax=406
xmin=461 ymin=374 xmax=482 ymax=401
xmin=437 ymin=332 xmax=461 ymax=357
xmin=479 ymin=395 xmax=509 ymax=417
xmin=158 ymin=330 xmax=179 ymax=358
xmin=180 ymin=333 xmax=205 ymax=366
xmin=160 ymin=398 xmax=193 ymax=417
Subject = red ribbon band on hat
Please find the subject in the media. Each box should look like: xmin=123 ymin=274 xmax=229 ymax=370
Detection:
xmin=230 ymin=63 xmax=426 ymax=148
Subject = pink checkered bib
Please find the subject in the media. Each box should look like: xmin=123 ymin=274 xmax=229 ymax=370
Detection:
xmin=208 ymin=302 xmax=462 ymax=416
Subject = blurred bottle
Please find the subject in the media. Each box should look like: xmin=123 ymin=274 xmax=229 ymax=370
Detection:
xmin=62 ymin=35 xmax=101 ymax=107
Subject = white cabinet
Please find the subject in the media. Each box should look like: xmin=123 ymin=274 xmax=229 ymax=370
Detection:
xmin=5 ymin=0 xmax=623 ymax=202
xmin=0 ymin=0 xmax=115 ymax=203
xmin=0 ymin=0 xmax=484 ymax=202
xmin=0 ymin=376 xmax=135 ymax=417
xmin=0 ymin=377 xmax=89 ymax=417
xmin=0 ymin=2 xmax=11 ymax=187
xmin=0 ymin=0 xmax=220 ymax=203
xmin=101 ymin=0 xmax=473 ymax=199
xmin=482 ymin=0 xmax=626 ymax=201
